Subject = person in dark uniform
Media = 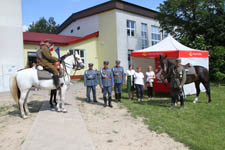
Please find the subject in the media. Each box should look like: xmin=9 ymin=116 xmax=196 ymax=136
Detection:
xmin=112 ymin=60 xmax=124 ymax=102
xmin=84 ymin=63 xmax=98 ymax=103
xmin=164 ymin=58 xmax=186 ymax=110
xmin=40 ymin=39 xmax=60 ymax=88
xmin=99 ymin=61 xmax=114 ymax=107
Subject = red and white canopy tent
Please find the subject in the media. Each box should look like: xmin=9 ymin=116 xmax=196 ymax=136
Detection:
xmin=131 ymin=35 xmax=209 ymax=95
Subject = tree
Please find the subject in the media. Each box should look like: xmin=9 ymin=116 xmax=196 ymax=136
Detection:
xmin=157 ymin=0 xmax=225 ymax=47
xmin=27 ymin=17 xmax=59 ymax=33
xmin=157 ymin=0 xmax=225 ymax=81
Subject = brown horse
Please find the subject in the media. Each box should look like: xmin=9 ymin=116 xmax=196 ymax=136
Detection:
xmin=159 ymin=55 xmax=211 ymax=104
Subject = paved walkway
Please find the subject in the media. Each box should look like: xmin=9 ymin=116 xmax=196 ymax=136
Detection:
xmin=22 ymin=85 xmax=96 ymax=150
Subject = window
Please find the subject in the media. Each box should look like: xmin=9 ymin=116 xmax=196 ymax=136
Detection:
xmin=141 ymin=23 xmax=148 ymax=49
xmin=69 ymin=49 xmax=86 ymax=64
xmin=27 ymin=52 xmax=37 ymax=67
xmin=128 ymin=49 xmax=133 ymax=65
xmin=77 ymin=26 xmax=80 ymax=30
xmin=151 ymin=26 xmax=161 ymax=45
xmin=127 ymin=20 xmax=135 ymax=37
xmin=70 ymin=29 xmax=74 ymax=33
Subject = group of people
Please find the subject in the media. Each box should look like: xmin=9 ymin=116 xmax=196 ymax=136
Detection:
xmin=84 ymin=60 xmax=156 ymax=107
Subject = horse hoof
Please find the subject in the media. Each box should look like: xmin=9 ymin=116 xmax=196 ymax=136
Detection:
xmin=57 ymin=108 xmax=62 ymax=112
xmin=193 ymin=101 xmax=197 ymax=104
xmin=22 ymin=115 xmax=28 ymax=119
xmin=62 ymin=109 xmax=67 ymax=113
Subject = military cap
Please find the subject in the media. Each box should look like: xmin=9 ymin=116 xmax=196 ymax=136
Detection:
xmin=40 ymin=41 xmax=45 ymax=46
xmin=88 ymin=63 xmax=94 ymax=66
xmin=104 ymin=61 xmax=109 ymax=64
xmin=44 ymin=39 xmax=52 ymax=43
xmin=115 ymin=60 xmax=121 ymax=63
xmin=176 ymin=58 xmax=181 ymax=62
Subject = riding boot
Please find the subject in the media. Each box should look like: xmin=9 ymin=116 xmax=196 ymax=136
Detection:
xmin=169 ymin=97 xmax=176 ymax=109
xmin=180 ymin=96 xmax=184 ymax=110
xmin=53 ymin=75 xmax=60 ymax=89
xmin=103 ymin=97 xmax=107 ymax=107
xmin=118 ymin=93 xmax=121 ymax=102
xmin=115 ymin=93 xmax=118 ymax=101
xmin=108 ymin=96 xmax=113 ymax=108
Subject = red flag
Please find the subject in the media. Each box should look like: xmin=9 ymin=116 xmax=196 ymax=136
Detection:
xmin=49 ymin=44 xmax=54 ymax=52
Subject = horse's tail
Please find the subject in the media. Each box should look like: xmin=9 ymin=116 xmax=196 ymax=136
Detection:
xmin=9 ymin=73 xmax=20 ymax=106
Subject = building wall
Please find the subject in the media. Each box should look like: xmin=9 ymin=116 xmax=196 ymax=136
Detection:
xmin=0 ymin=0 xmax=24 ymax=91
xmin=98 ymin=10 xmax=118 ymax=69
xmin=59 ymin=15 xmax=99 ymax=37
xmin=115 ymin=9 xmax=161 ymax=70
xmin=24 ymin=37 xmax=99 ymax=76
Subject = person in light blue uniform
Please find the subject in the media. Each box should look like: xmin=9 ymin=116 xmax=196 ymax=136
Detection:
xmin=100 ymin=61 xmax=114 ymax=107
xmin=84 ymin=63 xmax=98 ymax=103
xmin=112 ymin=60 xmax=124 ymax=102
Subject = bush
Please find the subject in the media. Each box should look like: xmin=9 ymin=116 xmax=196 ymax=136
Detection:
xmin=210 ymin=46 xmax=225 ymax=82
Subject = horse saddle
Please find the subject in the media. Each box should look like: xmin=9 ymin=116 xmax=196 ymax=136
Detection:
xmin=37 ymin=65 xmax=64 ymax=80
xmin=183 ymin=63 xmax=196 ymax=75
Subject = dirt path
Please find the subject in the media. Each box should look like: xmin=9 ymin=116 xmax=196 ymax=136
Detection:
xmin=0 ymin=90 xmax=49 ymax=150
xmin=75 ymin=85 xmax=189 ymax=150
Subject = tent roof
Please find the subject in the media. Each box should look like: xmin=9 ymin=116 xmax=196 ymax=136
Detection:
xmin=131 ymin=35 xmax=209 ymax=58
xmin=136 ymin=35 xmax=200 ymax=52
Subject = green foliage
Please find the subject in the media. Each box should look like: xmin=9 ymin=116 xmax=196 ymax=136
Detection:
xmin=27 ymin=17 xmax=59 ymax=33
xmin=210 ymin=46 xmax=225 ymax=81
xmin=157 ymin=0 xmax=225 ymax=47
xmin=122 ymin=84 xmax=225 ymax=150
xmin=179 ymin=35 xmax=208 ymax=50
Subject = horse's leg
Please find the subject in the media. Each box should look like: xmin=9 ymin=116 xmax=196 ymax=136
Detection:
xmin=24 ymin=89 xmax=31 ymax=116
xmin=53 ymin=90 xmax=57 ymax=106
xmin=202 ymin=81 xmax=212 ymax=104
xmin=56 ymin=89 xmax=62 ymax=112
xmin=60 ymin=87 xmax=67 ymax=113
xmin=193 ymin=81 xmax=200 ymax=103
xmin=19 ymin=90 xmax=29 ymax=119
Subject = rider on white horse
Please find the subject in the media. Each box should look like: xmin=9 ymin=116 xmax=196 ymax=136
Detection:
xmin=39 ymin=39 xmax=60 ymax=88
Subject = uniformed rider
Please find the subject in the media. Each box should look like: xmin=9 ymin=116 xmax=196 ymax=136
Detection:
xmin=39 ymin=39 xmax=60 ymax=88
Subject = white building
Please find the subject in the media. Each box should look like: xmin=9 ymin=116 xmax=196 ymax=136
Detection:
xmin=56 ymin=0 xmax=167 ymax=70
xmin=0 ymin=0 xmax=24 ymax=91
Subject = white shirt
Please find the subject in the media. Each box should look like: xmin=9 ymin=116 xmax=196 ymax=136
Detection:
xmin=126 ymin=69 xmax=135 ymax=76
xmin=146 ymin=71 xmax=155 ymax=82
xmin=134 ymin=72 xmax=144 ymax=85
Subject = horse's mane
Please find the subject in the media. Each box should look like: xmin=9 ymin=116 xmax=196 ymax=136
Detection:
xmin=61 ymin=53 xmax=72 ymax=61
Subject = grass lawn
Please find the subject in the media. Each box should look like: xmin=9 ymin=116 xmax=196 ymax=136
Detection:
xmin=121 ymin=83 xmax=225 ymax=150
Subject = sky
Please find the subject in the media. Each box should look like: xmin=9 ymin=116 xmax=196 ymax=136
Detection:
xmin=22 ymin=0 xmax=165 ymax=31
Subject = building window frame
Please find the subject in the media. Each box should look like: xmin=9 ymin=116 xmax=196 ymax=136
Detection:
xmin=151 ymin=25 xmax=161 ymax=46
xmin=141 ymin=23 xmax=148 ymax=49
xmin=69 ymin=49 xmax=86 ymax=64
xmin=128 ymin=49 xmax=134 ymax=65
xmin=127 ymin=20 xmax=136 ymax=37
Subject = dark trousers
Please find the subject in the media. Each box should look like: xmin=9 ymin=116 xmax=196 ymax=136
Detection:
xmin=50 ymin=89 xmax=57 ymax=106
xmin=135 ymin=84 xmax=143 ymax=99
xmin=147 ymin=87 xmax=153 ymax=97
xmin=86 ymin=86 xmax=97 ymax=102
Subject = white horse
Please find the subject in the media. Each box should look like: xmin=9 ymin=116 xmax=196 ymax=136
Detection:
xmin=9 ymin=52 xmax=84 ymax=119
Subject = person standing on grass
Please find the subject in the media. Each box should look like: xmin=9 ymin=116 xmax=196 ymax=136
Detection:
xmin=112 ymin=60 xmax=125 ymax=102
xmin=134 ymin=66 xmax=145 ymax=102
xmin=146 ymin=66 xmax=155 ymax=100
xmin=126 ymin=64 xmax=135 ymax=100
